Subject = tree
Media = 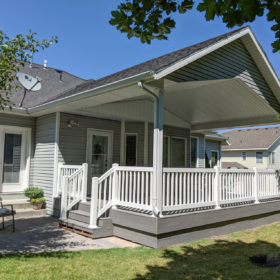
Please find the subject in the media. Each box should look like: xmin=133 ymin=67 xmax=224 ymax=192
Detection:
xmin=0 ymin=30 xmax=58 ymax=109
xmin=109 ymin=0 xmax=280 ymax=52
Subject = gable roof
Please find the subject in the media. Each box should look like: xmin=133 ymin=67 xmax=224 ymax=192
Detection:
xmin=2 ymin=25 xmax=280 ymax=113
xmin=221 ymin=126 xmax=280 ymax=150
xmin=43 ymin=27 xmax=250 ymax=104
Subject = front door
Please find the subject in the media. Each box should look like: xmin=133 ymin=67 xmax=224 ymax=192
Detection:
xmin=0 ymin=127 xmax=30 ymax=193
xmin=87 ymin=129 xmax=113 ymax=178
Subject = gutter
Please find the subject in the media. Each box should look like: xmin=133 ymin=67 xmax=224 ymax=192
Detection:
xmin=26 ymin=71 xmax=153 ymax=114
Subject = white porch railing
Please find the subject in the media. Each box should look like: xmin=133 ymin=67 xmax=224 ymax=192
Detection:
xmin=162 ymin=168 xmax=216 ymax=211
xmin=60 ymin=163 xmax=88 ymax=220
xmin=57 ymin=163 xmax=280 ymax=228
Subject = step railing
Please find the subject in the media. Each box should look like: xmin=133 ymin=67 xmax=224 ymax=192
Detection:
xmin=57 ymin=164 xmax=84 ymax=196
xmin=60 ymin=163 xmax=88 ymax=220
xmin=89 ymin=164 xmax=153 ymax=228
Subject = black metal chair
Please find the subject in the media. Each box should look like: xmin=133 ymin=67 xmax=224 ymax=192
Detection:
xmin=0 ymin=202 xmax=16 ymax=232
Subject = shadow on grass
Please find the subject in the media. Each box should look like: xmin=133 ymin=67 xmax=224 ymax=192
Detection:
xmin=133 ymin=240 xmax=280 ymax=280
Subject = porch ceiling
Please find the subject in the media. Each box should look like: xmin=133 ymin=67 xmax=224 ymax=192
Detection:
xmin=48 ymin=78 xmax=278 ymax=130
xmin=163 ymin=78 xmax=278 ymax=130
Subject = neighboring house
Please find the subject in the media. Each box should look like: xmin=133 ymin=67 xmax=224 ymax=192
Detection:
xmin=1 ymin=26 xmax=280 ymax=247
xmin=221 ymin=127 xmax=280 ymax=169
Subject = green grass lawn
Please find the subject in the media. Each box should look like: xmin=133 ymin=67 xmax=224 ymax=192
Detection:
xmin=1 ymin=223 xmax=280 ymax=280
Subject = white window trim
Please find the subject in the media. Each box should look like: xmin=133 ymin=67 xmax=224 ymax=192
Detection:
xmin=191 ymin=136 xmax=199 ymax=168
xmin=242 ymin=151 xmax=247 ymax=161
xmin=125 ymin=133 xmax=138 ymax=166
xmin=210 ymin=150 xmax=220 ymax=168
xmin=171 ymin=136 xmax=187 ymax=168
xmin=0 ymin=125 xmax=31 ymax=193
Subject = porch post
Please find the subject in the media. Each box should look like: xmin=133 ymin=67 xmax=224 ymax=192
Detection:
xmin=152 ymin=91 xmax=163 ymax=216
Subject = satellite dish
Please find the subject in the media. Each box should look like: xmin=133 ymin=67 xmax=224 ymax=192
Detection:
xmin=16 ymin=72 xmax=42 ymax=91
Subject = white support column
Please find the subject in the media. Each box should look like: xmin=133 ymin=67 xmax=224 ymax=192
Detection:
xmin=152 ymin=91 xmax=164 ymax=216
xmin=144 ymin=121 xmax=149 ymax=166
xmin=120 ymin=120 xmax=126 ymax=166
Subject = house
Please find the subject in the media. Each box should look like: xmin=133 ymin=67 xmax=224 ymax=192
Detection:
xmin=221 ymin=127 xmax=280 ymax=169
xmin=1 ymin=26 xmax=280 ymax=248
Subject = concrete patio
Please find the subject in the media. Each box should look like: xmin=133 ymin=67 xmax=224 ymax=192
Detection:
xmin=0 ymin=215 xmax=137 ymax=254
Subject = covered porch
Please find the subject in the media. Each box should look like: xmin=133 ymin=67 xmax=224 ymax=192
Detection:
xmin=55 ymin=77 xmax=280 ymax=230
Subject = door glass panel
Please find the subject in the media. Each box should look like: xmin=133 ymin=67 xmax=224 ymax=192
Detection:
xmin=3 ymin=133 xmax=22 ymax=183
xmin=91 ymin=135 xmax=108 ymax=177
xmin=171 ymin=138 xmax=185 ymax=167
xmin=125 ymin=135 xmax=137 ymax=166
xmin=191 ymin=138 xmax=198 ymax=167
xmin=163 ymin=136 xmax=169 ymax=167
xmin=211 ymin=151 xmax=218 ymax=168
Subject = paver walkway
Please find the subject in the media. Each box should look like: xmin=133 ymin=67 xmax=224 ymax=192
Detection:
xmin=0 ymin=215 xmax=138 ymax=254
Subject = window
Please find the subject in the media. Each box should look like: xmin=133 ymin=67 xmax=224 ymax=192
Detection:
xmin=3 ymin=133 xmax=22 ymax=183
xmin=171 ymin=138 xmax=186 ymax=167
xmin=163 ymin=136 xmax=170 ymax=167
xmin=242 ymin=152 xmax=246 ymax=161
xmin=256 ymin=152 xmax=263 ymax=163
xmin=211 ymin=151 xmax=219 ymax=168
xmin=191 ymin=137 xmax=198 ymax=168
xmin=125 ymin=134 xmax=137 ymax=166
xmin=269 ymin=151 xmax=275 ymax=164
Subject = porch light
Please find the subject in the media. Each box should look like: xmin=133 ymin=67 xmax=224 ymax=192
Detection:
xmin=67 ymin=119 xmax=80 ymax=128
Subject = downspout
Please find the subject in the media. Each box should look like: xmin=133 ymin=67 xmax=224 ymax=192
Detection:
xmin=138 ymin=81 xmax=162 ymax=217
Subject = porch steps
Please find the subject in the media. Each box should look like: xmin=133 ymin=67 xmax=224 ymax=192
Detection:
xmin=60 ymin=201 xmax=113 ymax=238
xmin=1 ymin=199 xmax=47 ymax=219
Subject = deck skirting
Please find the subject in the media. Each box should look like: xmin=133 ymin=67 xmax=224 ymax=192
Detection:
xmin=111 ymin=200 xmax=280 ymax=248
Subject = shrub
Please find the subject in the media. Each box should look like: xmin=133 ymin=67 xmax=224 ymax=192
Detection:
xmin=30 ymin=197 xmax=46 ymax=205
xmin=24 ymin=187 xmax=44 ymax=199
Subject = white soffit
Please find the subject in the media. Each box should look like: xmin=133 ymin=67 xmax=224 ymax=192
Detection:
xmin=76 ymin=99 xmax=190 ymax=128
xmin=163 ymin=78 xmax=277 ymax=126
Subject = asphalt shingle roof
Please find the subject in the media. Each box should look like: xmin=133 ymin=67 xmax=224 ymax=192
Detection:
xmin=1 ymin=26 xmax=249 ymax=109
xmin=221 ymin=126 xmax=280 ymax=150
xmin=2 ymin=63 xmax=85 ymax=109
xmin=42 ymin=26 xmax=250 ymax=106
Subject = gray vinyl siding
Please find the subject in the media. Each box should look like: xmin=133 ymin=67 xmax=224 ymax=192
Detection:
xmin=30 ymin=114 xmax=56 ymax=214
xmin=191 ymin=133 xmax=205 ymax=168
xmin=59 ymin=113 xmax=121 ymax=165
xmin=148 ymin=124 xmax=190 ymax=167
xmin=205 ymin=140 xmax=222 ymax=167
xmin=125 ymin=122 xmax=145 ymax=166
xmin=167 ymin=39 xmax=280 ymax=112
xmin=0 ymin=113 xmax=36 ymax=188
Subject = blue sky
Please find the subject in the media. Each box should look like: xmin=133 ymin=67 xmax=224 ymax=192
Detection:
xmin=2 ymin=0 xmax=279 ymax=80
xmin=1 ymin=0 xmax=280 ymax=131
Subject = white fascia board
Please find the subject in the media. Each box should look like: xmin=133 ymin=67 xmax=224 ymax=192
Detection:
xmin=153 ymin=28 xmax=251 ymax=80
xmin=267 ymin=136 xmax=280 ymax=150
xmin=222 ymin=148 xmax=268 ymax=151
xmin=27 ymin=71 xmax=153 ymax=115
xmin=3 ymin=107 xmax=29 ymax=115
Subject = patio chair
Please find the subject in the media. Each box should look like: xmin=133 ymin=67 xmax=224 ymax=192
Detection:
xmin=0 ymin=202 xmax=16 ymax=232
